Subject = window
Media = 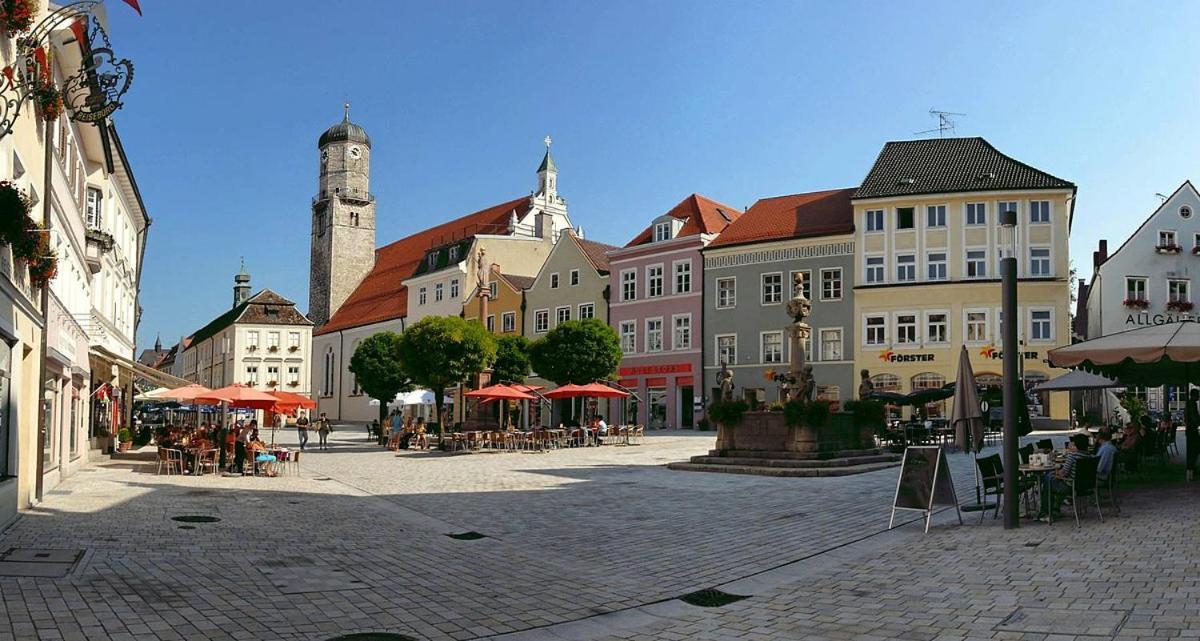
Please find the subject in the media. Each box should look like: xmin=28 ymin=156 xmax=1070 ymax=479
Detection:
xmin=288 ymin=332 xmax=300 ymax=350
xmin=267 ymin=332 xmax=280 ymax=350
xmin=646 ymin=318 xmax=664 ymax=352
xmin=647 ymin=265 xmax=664 ymax=297
xmin=716 ymin=277 xmax=736 ymax=308
xmin=816 ymin=385 xmax=840 ymax=403
xmin=85 ymin=187 xmax=102 ymax=229
xmin=246 ymin=365 xmax=259 ymax=385
xmin=450 ymin=278 xmax=459 ymax=298
xmin=998 ymin=201 xmax=1018 ymax=222
xmin=761 ymin=331 xmax=783 ymax=363
xmin=926 ymin=312 xmax=948 ymax=344
xmin=502 ymin=311 xmax=516 ymax=332
xmin=434 ymin=282 xmax=444 ymax=302
xmin=820 ymin=328 xmax=843 ymax=361
xmin=896 ymin=313 xmax=918 ymax=344
xmin=896 ymin=207 xmax=915 ymax=230
xmin=1194 ymin=233 xmax=1200 ymax=250
xmin=578 ymin=303 xmax=595 ymax=319
xmin=1169 ymin=279 xmax=1190 ymax=303
xmin=427 ymin=253 xmax=437 ymax=268
xmin=865 ymin=256 xmax=884 ymax=283
xmin=865 ymin=209 xmax=884 ymax=232
xmin=550 ymin=272 xmax=560 ymax=289
xmin=716 ymin=335 xmax=737 ymax=365
xmin=267 ymin=365 xmax=280 ymax=387
xmin=1126 ymin=277 xmax=1147 ymax=301
xmin=965 ymin=310 xmax=989 ymax=343
xmin=247 ymin=331 xmax=259 ymax=349
xmin=1159 ymin=230 xmax=1177 ymax=247
xmin=821 ymin=268 xmax=842 ymax=300
xmin=674 ymin=260 xmax=692 ymax=294
xmin=349 ymin=212 xmax=359 ymax=226
xmin=896 ymin=254 xmax=916 ymax=282
xmin=534 ymin=309 xmax=549 ymax=333
xmin=1030 ymin=247 xmax=1051 ymax=276
xmin=418 ymin=287 xmax=427 ymax=305
xmin=570 ymin=269 xmax=580 ymax=286
xmin=1031 ymin=310 xmax=1052 ymax=341
xmin=556 ymin=306 xmax=570 ymax=325
xmin=927 ymin=252 xmax=947 ymax=280
xmin=1183 ymin=206 xmax=1194 ymax=220
xmin=654 ymin=221 xmax=672 ymax=242
xmin=966 ymin=202 xmax=986 ymax=226
xmin=288 ymin=366 xmax=300 ymax=386
xmin=489 ymin=282 xmax=498 ymax=299
xmin=865 ymin=315 xmax=887 ymax=346
xmin=791 ymin=270 xmax=812 ymax=300
xmin=621 ymin=270 xmax=637 ymax=301
xmin=322 ymin=348 xmax=335 ymax=395
xmin=620 ymin=321 xmax=637 ymax=354
xmin=673 ymin=314 xmax=691 ymax=350
xmin=966 ymin=250 xmax=987 ymax=278
xmin=761 ymin=272 xmax=783 ymax=304
xmin=1030 ymin=200 xmax=1050 ymax=223
xmin=926 ymin=205 xmax=946 ymax=228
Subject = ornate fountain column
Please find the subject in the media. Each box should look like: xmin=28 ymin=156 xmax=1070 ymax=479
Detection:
xmin=786 ymin=272 xmax=814 ymax=401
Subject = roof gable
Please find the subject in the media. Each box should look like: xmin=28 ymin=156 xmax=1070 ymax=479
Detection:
xmin=625 ymin=194 xmax=742 ymax=247
xmin=1100 ymin=180 xmax=1200 ymax=271
xmin=853 ymin=137 xmax=1074 ymax=200
xmin=188 ymin=288 xmax=312 ymax=347
xmin=707 ymin=188 xmax=855 ymax=249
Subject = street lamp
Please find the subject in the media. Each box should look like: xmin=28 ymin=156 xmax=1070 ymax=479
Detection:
xmin=1000 ymin=208 xmax=1020 ymax=529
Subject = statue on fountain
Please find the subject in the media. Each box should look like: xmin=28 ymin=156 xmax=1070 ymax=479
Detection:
xmin=786 ymin=272 xmax=814 ymax=402
xmin=718 ymin=362 xmax=734 ymax=401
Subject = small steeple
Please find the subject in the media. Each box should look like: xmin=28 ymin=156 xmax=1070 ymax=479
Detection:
xmin=536 ymin=135 xmax=557 ymax=197
xmin=233 ymin=258 xmax=252 ymax=308
xmin=154 ymin=333 xmax=162 ymax=352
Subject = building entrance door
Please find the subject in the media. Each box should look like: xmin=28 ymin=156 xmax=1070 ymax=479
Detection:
xmin=679 ymin=386 xmax=694 ymax=428
xmin=647 ymin=387 xmax=667 ymax=429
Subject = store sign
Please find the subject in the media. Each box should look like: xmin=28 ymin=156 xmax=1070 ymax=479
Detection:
xmin=1124 ymin=312 xmax=1196 ymax=327
xmin=619 ymin=363 xmax=692 ymax=376
xmin=979 ymin=344 xmax=1039 ymax=360
xmin=878 ymin=349 xmax=935 ymax=363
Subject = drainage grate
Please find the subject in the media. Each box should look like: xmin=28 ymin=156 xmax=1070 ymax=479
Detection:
xmin=679 ymin=588 xmax=749 ymax=608
xmin=325 ymin=635 xmax=417 ymax=641
xmin=445 ymin=531 xmax=487 ymax=541
xmin=171 ymin=515 xmax=221 ymax=524
xmin=0 ymin=548 xmax=83 ymax=578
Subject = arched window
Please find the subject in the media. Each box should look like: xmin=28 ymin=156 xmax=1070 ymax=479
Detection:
xmin=350 ymin=341 xmax=361 ymax=395
xmin=871 ymin=373 xmax=900 ymax=392
xmin=322 ymin=347 xmax=335 ymax=396
xmin=1024 ymin=371 xmax=1050 ymax=417
xmin=975 ymin=373 xmax=1002 ymax=388
xmin=911 ymin=372 xmax=946 ymax=390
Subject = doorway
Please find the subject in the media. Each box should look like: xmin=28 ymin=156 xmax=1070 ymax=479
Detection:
xmin=679 ymin=386 xmax=694 ymax=428
xmin=648 ymin=387 xmax=667 ymax=429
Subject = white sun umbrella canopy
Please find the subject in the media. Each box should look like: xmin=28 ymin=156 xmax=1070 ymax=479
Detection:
xmin=1048 ymin=321 xmax=1200 ymax=386
xmin=1031 ymin=370 xmax=1120 ymax=392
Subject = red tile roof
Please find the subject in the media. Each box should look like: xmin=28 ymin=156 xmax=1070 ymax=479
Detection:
xmin=624 ymin=194 xmax=743 ymax=247
xmin=706 ymin=188 xmax=855 ymax=249
xmin=574 ymin=235 xmax=620 ymax=274
xmin=317 ymin=196 xmax=531 ymax=335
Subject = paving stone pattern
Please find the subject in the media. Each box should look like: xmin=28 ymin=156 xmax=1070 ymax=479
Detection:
xmin=0 ymin=429 xmax=1194 ymax=641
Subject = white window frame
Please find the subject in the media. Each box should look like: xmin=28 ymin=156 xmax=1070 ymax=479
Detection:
xmin=653 ymin=221 xmax=672 ymax=242
xmin=621 ymin=269 xmax=637 ymax=302
xmin=1028 ymin=308 xmax=1054 ymax=343
xmin=1126 ymin=276 xmax=1148 ymax=302
xmin=288 ymin=332 xmax=300 ymax=349
xmin=819 ymin=327 xmax=843 ymax=362
xmin=966 ymin=202 xmax=987 ymax=226
xmin=247 ymin=331 xmax=259 ymax=349
xmin=246 ymin=365 xmax=259 ymax=386
xmin=569 ymin=269 xmax=580 ymax=286
xmin=924 ymin=310 xmax=950 ymax=345
xmin=534 ymin=309 xmax=549 ymax=333
xmin=865 ymin=209 xmax=885 ymax=233
xmin=716 ymin=276 xmax=736 ymax=309
xmin=619 ymin=320 xmax=637 ymax=354
xmin=577 ymin=302 xmax=595 ymax=319
xmin=486 ymin=315 xmax=495 ymax=333
xmin=1029 ymin=246 xmax=1051 ymax=277
xmin=926 ymin=251 xmax=947 ymax=281
xmin=966 ymin=248 xmax=987 ymax=279
xmin=418 ymin=286 xmax=427 ymax=305
xmin=761 ymin=271 xmax=783 ymax=305
xmin=963 ymin=308 xmax=990 ymax=344
xmin=647 ymin=263 xmax=665 ymax=298
xmin=1168 ymin=278 xmax=1190 ymax=303
xmin=760 ymin=330 xmax=784 ymax=364
xmin=997 ymin=201 xmax=1019 ymax=224
xmin=672 ymin=313 xmax=691 ymax=350
xmin=894 ymin=311 xmax=919 ymax=345
xmin=673 ymin=259 xmax=692 ymax=295
xmin=555 ymin=305 xmax=571 ymax=326
xmin=1029 ymin=200 xmax=1051 ymax=224
xmin=645 ymin=317 xmax=664 ymax=352
xmin=434 ymin=282 xmax=444 ymax=302
xmin=489 ymin=281 xmax=498 ymax=299
xmin=863 ymin=314 xmax=888 ymax=347
xmin=926 ymin=204 xmax=946 ymax=228
xmin=715 ymin=334 xmax=737 ymax=366
xmin=501 ymin=311 xmax=516 ymax=333
xmin=896 ymin=254 xmax=916 ymax=282
xmin=820 ymin=268 xmax=842 ymax=301
xmin=865 ymin=255 xmax=885 ymax=284
xmin=895 ymin=206 xmax=916 ymax=230
xmin=450 ymin=278 xmax=460 ymax=298
xmin=1159 ymin=230 xmax=1177 ymax=247
xmin=550 ymin=272 xmax=560 ymax=289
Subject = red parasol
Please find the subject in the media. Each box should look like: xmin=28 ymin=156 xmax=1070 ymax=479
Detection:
xmin=160 ymin=383 xmax=213 ymax=403
xmin=268 ymin=390 xmax=317 ymax=411
xmin=464 ymin=384 xmax=535 ymax=401
xmin=543 ymin=382 xmax=629 ymax=399
xmin=196 ymin=384 xmax=281 ymax=410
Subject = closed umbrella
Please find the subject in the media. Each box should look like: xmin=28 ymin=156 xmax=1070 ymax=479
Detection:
xmin=951 ymin=345 xmax=991 ymax=513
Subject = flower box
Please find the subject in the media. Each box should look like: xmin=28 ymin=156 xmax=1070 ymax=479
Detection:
xmin=1123 ymin=298 xmax=1150 ymax=309
xmin=1167 ymin=300 xmax=1194 ymax=312
xmin=1155 ymin=244 xmax=1183 ymax=254
xmin=288 ymin=345 xmax=299 ymax=353
xmin=268 ymin=346 xmax=279 ymax=353
xmin=287 ymin=381 xmax=300 ymax=387
xmin=1192 ymin=246 xmax=1200 ymax=255
xmin=247 ymin=345 xmax=258 ymax=352
xmin=266 ymin=380 xmax=278 ymax=388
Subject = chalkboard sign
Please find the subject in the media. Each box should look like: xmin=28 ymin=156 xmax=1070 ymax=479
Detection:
xmin=889 ymin=446 xmax=961 ymax=533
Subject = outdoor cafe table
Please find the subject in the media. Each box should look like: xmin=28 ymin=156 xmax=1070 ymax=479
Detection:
xmin=1019 ymin=462 xmax=1061 ymax=524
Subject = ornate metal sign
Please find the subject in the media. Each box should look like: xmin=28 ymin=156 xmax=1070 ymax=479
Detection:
xmin=0 ymin=1 xmax=134 ymax=138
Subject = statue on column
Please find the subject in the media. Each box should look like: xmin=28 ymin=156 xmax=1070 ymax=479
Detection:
xmin=475 ymin=247 xmax=488 ymax=295
xmin=785 ymin=272 xmax=813 ymax=402
xmin=718 ymin=362 xmax=734 ymax=401
xmin=858 ymin=369 xmax=875 ymax=400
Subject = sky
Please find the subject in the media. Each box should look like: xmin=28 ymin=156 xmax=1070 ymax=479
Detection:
xmin=110 ymin=0 xmax=1200 ymax=350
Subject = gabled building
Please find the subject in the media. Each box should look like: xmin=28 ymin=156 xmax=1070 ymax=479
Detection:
xmin=702 ymin=188 xmax=856 ymax=410
xmin=523 ymin=229 xmax=616 ymax=337
xmin=852 ymin=137 xmax=1075 ymax=423
xmin=608 ymin=194 xmax=741 ymax=429
xmin=462 ymin=267 xmax=534 ymax=336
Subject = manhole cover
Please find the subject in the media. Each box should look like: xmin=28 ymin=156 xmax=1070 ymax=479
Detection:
xmin=171 ymin=515 xmax=221 ymax=523
xmin=679 ymin=588 xmax=749 ymax=608
xmin=326 ymin=634 xmax=416 ymax=641
xmin=445 ymin=531 xmax=487 ymax=540
xmin=0 ymin=549 xmax=83 ymax=578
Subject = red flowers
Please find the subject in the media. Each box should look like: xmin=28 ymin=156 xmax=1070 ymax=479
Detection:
xmin=1123 ymin=298 xmax=1150 ymax=310
xmin=1167 ymin=300 xmax=1194 ymax=313
xmin=0 ymin=0 xmax=38 ymax=38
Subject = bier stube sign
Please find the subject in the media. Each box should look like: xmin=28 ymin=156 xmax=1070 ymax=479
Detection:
xmin=889 ymin=446 xmax=962 ymax=533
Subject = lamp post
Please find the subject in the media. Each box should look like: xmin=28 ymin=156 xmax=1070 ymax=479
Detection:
xmin=1000 ymin=208 xmax=1020 ymax=529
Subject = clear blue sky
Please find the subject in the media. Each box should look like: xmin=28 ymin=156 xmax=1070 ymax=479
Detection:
xmin=111 ymin=0 xmax=1200 ymax=349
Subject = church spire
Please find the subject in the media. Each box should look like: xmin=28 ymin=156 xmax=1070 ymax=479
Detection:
xmin=537 ymin=135 xmax=557 ymax=197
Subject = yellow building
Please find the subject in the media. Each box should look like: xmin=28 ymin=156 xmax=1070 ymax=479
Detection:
xmin=462 ymin=266 xmax=532 ymax=336
xmin=852 ymin=138 xmax=1075 ymax=425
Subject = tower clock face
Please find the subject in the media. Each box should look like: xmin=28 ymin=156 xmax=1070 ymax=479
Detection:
xmin=349 ymin=147 xmax=361 ymax=159
xmin=320 ymin=150 xmax=328 ymax=162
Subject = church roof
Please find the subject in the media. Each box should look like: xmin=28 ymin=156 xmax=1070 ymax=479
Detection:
xmin=318 ymin=114 xmax=372 ymax=149
xmin=316 ymin=196 xmax=533 ymax=336
xmin=707 ymin=188 xmax=856 ymax=249
xmin=537 ymin=149 xmax=557 ymax=173
xmin=188 ymin=290 xmax=312 ymax=348
xmin=623 ymin=193 xmax=742 ymax=247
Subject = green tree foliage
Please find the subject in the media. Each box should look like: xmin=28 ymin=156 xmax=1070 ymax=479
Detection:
xmin=398 ymin=316 xmax=497 ymax=446
xmin=349 ymin=332 xmax=412 ymax=440
xmin=492 ymin=335 xmax=532 ymax=384
xmin=529 ymin=318 xmax=621 ymax=385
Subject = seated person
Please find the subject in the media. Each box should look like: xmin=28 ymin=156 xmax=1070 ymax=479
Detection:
xmin=1095 ymin=429 xmax=1118 ymax=482
xmin=1120 ymin=422 xmax=1141 ymax=451
xmin=248 ymin=440 xmax=277 ymax=476
xmin=596 ymin=415 xmax=609 ymax=444
xmin=1044 ymin=433 xmax=1091 ymax=518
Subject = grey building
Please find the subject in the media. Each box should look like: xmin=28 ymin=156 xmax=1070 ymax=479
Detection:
xmin=702 ymin=188 xmax=856 ymax=409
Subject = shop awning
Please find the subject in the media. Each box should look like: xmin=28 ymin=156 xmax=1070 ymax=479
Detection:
xmin=89 ymin=346 xmax=191 ymax=389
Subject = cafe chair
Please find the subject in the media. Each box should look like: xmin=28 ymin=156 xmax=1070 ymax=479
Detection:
xmin=1036 ymin=438 xmax=1054 ymax=452
xmin=975 ymin=454 xmax=1004 ymax=523
xmin=195 ymin=449 xmax=219 ymax=476
xmin=157 ymin=447 xmax=184 ymax=475
xmin=1067 ymin=456 xmax=1103 ymax=527
xmin=1018 ymin=444 xmax=1035 ymax=465
xmin=1098 ymin=460 xmax=1119 ymax=515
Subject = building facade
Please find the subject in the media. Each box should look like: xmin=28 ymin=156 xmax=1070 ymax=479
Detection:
xmin=608 ymin=194 xmax=740 ymax=429
xmin=851 ymin=138 xmax=1075 ymax=423
xmin=1081 ymin=180 xmax=1200 ymax=414
xmin=462 ymin=266 xmax=533 ymax=336
xmin=702 ymin=189 xmax=856 ymax=411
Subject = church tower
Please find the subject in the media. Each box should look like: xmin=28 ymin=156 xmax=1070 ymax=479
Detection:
xmin=309 ymin=104 xmax=377 ymax=327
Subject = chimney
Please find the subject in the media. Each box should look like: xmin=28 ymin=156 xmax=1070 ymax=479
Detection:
xmin=1093 ymin=239 xmax=1108 ymax=271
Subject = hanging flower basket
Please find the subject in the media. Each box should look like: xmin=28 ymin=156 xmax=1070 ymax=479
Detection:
xmin=20 ymin=221 xmax=56 ymax=287
xmin=33 ymin=82 xmax=62 ymax=121
xmin=0 ymin=180 xmax=33 ymax=250
xmin=1123 ymin=298 xmax=1150 ymax=310
xmin=1167 ymin=300 xmax=1194 ymax=313
xmin=0 ymin=0 xmax=39 ymax=38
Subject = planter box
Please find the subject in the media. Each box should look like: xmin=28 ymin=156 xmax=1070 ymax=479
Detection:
xmin=715 ymin=411 xmax=875 ymax=455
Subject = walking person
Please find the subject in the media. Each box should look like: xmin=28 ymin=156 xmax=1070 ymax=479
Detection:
xmin=1185 ymin=389 xmax=1200 ymax=481
xmin=296 ymin=411 xmax=310 ymax=451
xmin=317 ymin=412 xmax=332 ymax=450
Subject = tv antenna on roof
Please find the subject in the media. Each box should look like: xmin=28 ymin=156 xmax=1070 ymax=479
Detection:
xmin=915 ymin=108 xmax=966 ymax=138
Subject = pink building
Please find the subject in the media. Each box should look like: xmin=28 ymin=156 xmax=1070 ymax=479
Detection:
xmin=607 ymin=195 xmax=741 ymax=429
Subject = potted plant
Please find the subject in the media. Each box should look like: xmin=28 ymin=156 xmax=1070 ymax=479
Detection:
xmin=1155 ymin=243 xmax=1182 ymax=254
xmin=116 ymin=428 xmax=133 ymax=452
xmin=33 ymin=81 xmax=62 ymax=121
xmin=0 ymin=181 xmax=32 ymax=248
xmin=1123 ymin=298 xmax=1150 ymax=310
xmin=0 ymin=0 xmax=38 ymax=38
xmin=1167 ymin=300 xmax=1194 ymax=312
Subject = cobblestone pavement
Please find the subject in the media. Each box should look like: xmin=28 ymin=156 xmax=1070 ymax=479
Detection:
xmin=0 ymin=428 xmax=1194 ymax=641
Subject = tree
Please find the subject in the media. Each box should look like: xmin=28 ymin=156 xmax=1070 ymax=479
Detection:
xmin=349 ymin=332 xmax=412 ymax=443
xmin=398 ymin=315 xmax=497 ymax=447
xmin=492 ymin=335 xmax=532 ymax=384
xmin=529 ymin=318 xmax=622 ymax=385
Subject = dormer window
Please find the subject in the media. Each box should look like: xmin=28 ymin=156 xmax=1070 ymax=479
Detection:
xmin=448 ymin=246 xmax=459 ymax=262
xmin=427 ymin=253 xmax=437 ymax=269
xmin=653 ymin=221 xmax=672 ymax=243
